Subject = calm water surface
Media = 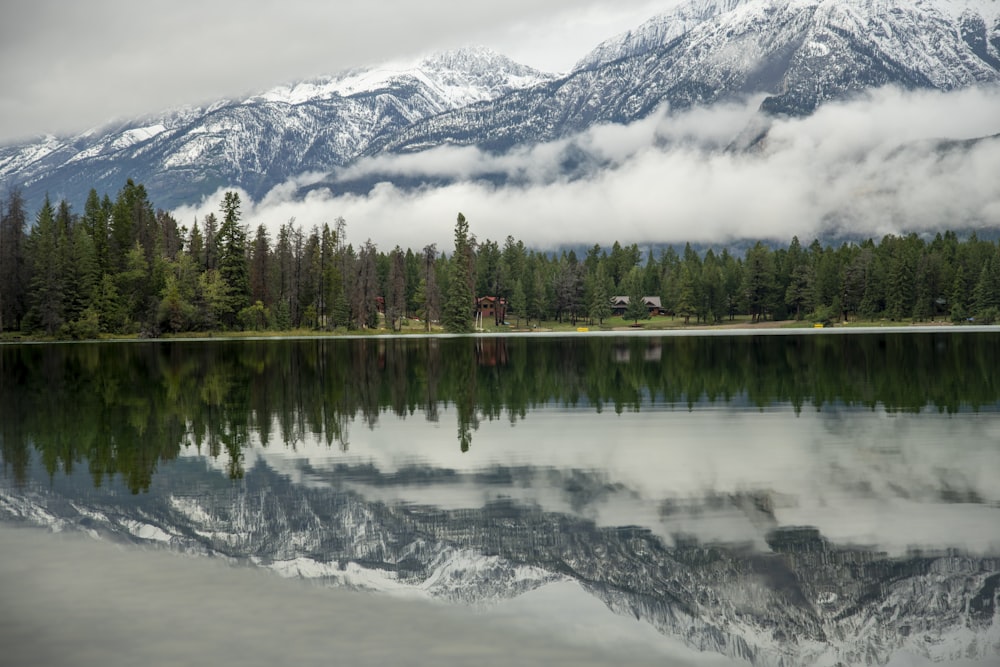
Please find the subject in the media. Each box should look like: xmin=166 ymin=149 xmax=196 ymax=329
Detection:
xmin=1 ymin=333 xmax=999 ymax=666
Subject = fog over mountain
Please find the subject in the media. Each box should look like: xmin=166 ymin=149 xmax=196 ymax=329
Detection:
xmin=2 ymin=0 xmax=1000 ymax=249
xmin=176 ymin=86 xmax=1000 ymax=251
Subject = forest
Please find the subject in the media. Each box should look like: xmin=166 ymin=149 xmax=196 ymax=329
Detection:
xmin=2 ymin=179 xmax=1000 ymax=338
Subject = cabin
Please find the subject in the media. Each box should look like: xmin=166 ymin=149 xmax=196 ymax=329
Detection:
xmin=475 ymin=296 xmax=508 ymax=324
xmin=610 ymin=296 xmax=662 ymax=317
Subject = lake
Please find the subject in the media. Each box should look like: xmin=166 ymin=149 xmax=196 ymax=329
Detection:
xmin=1 ymin=332 xmax=999 ymax=666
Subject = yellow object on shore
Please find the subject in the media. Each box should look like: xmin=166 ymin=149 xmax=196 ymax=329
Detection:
xmin=577 ymin=328 xmax=589 ymax=332
xmin=814 ymin=323 xmax=824 ymax=328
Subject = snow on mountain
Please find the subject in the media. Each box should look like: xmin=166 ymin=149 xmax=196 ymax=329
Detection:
xmin=2 ymin=1 xmax=999 ymax=214
xmin=253 ymin=48 xmax=551 ymax=110
xmin=0 ymin=47 xmax=554 ymax=211
xmin=376 ymin=0 xmax=1000 ymax=157
xmin=577 ymin=0 xmax=1000 ymax=73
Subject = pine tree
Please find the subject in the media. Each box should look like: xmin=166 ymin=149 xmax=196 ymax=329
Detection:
xmin=27 ymin=197 xmax=65 ymax=335
xmin=442 ymin=213 xmax=474 ymax=333
xmin=587 ymin=264 xmax=612 ymax=325
xmin=622 ymin=267 xmax=650 ymax=324
xmin=743 ymin=242 xmax=775 ymax=323
xmin=387 ymin=246 xmax=406 ymax=331
xmin=510 ymin=278 xmax=527 ymax=328
xmin=249 ymin=224 xmax=270 ymax=307
xmin=0 ymin=188 xmax=29 ymax=331
xmin=216 ymin=191 xmax=249 ymax=326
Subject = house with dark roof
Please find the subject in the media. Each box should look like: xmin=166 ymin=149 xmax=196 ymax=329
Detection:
xmin=610 ymin=296 xmax=662 ymax=317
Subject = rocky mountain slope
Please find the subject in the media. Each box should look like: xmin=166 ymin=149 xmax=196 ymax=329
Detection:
xmin=1 ymin=0 xmax=999 ymax=214
xmin=374 ymin=0 xmax=1000 ymax=154
xmin=0 ymin=48 xmax=553 ymax=211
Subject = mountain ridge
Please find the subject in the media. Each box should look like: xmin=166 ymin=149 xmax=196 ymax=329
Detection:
xmin=1 ymin=0 xmax=999 ymax=215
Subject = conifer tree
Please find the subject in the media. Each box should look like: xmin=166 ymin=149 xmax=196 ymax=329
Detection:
xmin=587 ymin=264 xmax=612 ymax=325
xmin=216 ymin=191 xmax=250 ymax=326
xmin=27 ymin=197 xmax=65 ymax=335
xmin=442 ymin=213 xmax=474 ymax=333
xmin=0 ymin=189 xmax=29 ymax=331
xmin=622 ymin=267 xmax=650 ymax=324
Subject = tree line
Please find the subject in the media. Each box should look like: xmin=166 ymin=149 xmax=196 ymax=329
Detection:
xmin=3 ymin=179 xmax=1000 ymax=337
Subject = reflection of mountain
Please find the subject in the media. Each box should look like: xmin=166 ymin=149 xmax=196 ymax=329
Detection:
xmin=3 ymin=335 xmax=1000 ymax=664
xmin=3 ymin=459 xmax=997 ymax=666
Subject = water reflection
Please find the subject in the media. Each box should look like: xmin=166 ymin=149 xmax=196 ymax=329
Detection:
xmin=1 ymin=334 xmax=999 ymax=665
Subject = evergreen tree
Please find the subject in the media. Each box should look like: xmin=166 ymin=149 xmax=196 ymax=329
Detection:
xmin=216 ymin=191 xmax=250 ymax=326
xmin=350 ymin=240 xmax=379 ymax=329
xmin=187 ymin=221 xmax=204 ymax=268
xmin=442 ymin=213 xmax=474 ymax=333
xmin=386 ymin=246 xmax=406 ymax=331
xmin=108 ymin=179 xmax=154 ymax=272
xmin=249 ymin=224 xmax=270 ymax=307
xmin=622 ymin=267 xmax=650 ymax=324
xmin=81 ymin=188 xmax=110 ymax=275
xmin=950 ymin=264 xmax=970 ymax=323
xmin=973 ymin=253 xmax=1000 ymax=318
xmin=119 ymin=241 xmax=150 ymax=330
xmin=0 ymin=189 xmax=29 ymax=331
xmin=27 ymin=197 xmax=65 ymax=335
xmin=674 ymin=263 xmax=697 ymax=324
xmin=743 ymin=242 xmax=775 ymax=323
xmin=95 ymin=273 xmax=124 ymax=333
xmin=510 ymin=278 xmax=527 ymax=328
xmin=201 ymin=213 xmax=219 ymax=271
xmin=64 ymin=223 xmax=99 ymax=324
xmin=587 ymin=264 xmax=612 ymax=325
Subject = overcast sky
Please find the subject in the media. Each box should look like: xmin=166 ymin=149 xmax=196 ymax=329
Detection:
xmin=0 ymin=0 xmax=667 ymax=144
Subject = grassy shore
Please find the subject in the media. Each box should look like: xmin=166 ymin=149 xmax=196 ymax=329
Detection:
xmin=0 ymin=315 xmax=967 ymax=343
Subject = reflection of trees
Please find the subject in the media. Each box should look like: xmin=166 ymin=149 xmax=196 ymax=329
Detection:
xmin=3 ymin=332 xmax=1000 ymax=490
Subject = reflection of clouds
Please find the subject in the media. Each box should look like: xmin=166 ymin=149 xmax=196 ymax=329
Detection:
xmin=190 ymin=405 xmax=1000 ymax=555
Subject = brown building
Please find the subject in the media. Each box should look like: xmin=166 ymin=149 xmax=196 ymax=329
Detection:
xmin=610 ymin=296 xmax=662 ymax=317
xmin=476 ymin=296 xmax=508 ymax=324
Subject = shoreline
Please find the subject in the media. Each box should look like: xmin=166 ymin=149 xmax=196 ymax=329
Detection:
xmin=2 ymin=321 xmax=998 ymax=344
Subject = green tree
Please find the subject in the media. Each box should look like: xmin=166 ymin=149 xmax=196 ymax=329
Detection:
xmin=510 ymin=278 xmax=527 ymax=328
xmin=622 ymin=267 xmax=650 ymax=325
xmin=63 ymin=223 xmax=99 ymax=327
xmin=674 ymin=264 xmax=697 ymax=325
xmin=0 ymin=188 xmax=29 ymax=331
xmin=587 ymin=264 xmax=612 ymax=325
xmin=442 ymin=213 xmax=474 ymax=333
xmin=386 ymin=246 xmax=406 ymax=331
xmin=216 ymin=191 xmax=250 ymax=326
xmin=26 ymin=197 xmax=66 ymax=335
xmin=743 ymin=242 xmax=775 ymax=323
xmin=119 ymin=241 xmax=151 ymax=331
xmin=81 ymin=188 xmax=110 ymax=276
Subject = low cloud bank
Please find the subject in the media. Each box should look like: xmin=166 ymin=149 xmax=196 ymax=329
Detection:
xmin=172 ymin=86 xmax=1000 ymax=252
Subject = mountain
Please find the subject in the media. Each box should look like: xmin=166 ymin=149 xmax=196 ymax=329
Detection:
xmin=372 ymin=0 xmax=1000 ymax=154
xmin=0 ymin=48 xmax=554 ymax=211
xmin=1 ymin=0 xmax=999 ymax=215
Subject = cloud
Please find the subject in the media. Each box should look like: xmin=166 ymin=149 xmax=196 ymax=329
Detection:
xmin=172 ymin=86 xmax=1000 ymax=252
xmin=0 ymin=0 xmax=667 ymax=143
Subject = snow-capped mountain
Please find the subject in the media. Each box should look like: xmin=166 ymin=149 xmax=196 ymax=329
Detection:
xmin=0 ymin=47 xmax=554 ymax=211
xmin=1 ymin=0 xmax=999 ymax=214
xmin=375 ymin=0 xmax=1000 ymax=154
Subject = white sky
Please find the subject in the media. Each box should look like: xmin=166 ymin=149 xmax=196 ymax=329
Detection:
xmin=0 ymin=0 xmax=668 ymax=144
